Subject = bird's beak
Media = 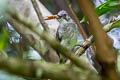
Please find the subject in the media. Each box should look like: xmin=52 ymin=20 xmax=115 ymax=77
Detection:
xmin=44 ymin=15 xmax=60 ymax=20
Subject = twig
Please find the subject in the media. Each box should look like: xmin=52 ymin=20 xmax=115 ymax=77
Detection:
xmin=31 ymin=0 xmax=49 ymax=31
xmin=75 ymin=36 xmax=93 ymax=56
xmin=65 ymin=0 xmax=88 ymax=39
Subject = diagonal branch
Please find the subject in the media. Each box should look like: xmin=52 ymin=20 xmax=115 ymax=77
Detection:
xmin=31 ymin=0 xmax=49 ymax=31
xmin=65 ymin=0 xmax=88 ymax=39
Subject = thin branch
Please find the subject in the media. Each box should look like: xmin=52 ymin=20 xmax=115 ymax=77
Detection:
xmin=75 ymin=36 xmax=93 ymax=56
xmin=65 ymin=0 xmax=88 ymax=39
xmin=31 ymin=0 xmax=49 ymax=31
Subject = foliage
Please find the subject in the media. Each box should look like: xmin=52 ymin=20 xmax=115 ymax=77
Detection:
xmin=81 ymin=0 xmax=120 ymax=23
xmin=0 ymin=30 xmax=8 ymax=50
xmin=0 ymin=0 xmax=119 ymax=80
xmin=96 ymin=0 xmax=119 ymax=16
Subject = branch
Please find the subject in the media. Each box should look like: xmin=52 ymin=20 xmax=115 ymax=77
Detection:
xmin=64 ymin=0 xmax=88 ymax=39
xmin=0 ymin=57 xmax=99 ymax=80
xmin=77 ymin=0 xmax=117 ymax=80
xmin=31 ymin=0 xmax=49 ymax=31
xmin=75 ymin=36 xmax=93 ymax=56
xmin=76 ymin=20 xmax=120 ymax=56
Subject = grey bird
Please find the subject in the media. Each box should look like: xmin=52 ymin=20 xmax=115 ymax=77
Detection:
xmin=56 ymin=10 xmax=80 ymax=50
xmin=44 ymin=10 xmax=84 ymax=63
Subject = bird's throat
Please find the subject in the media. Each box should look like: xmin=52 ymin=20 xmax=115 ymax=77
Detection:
xmin=58 ymin=18 xmax=67 ymax=24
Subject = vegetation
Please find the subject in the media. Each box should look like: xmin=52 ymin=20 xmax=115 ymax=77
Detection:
xmin=0 ymin=0 xmax=120 ymax=80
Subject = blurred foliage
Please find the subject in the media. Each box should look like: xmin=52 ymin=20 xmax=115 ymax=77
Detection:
xmin=96 ymin=0 xmax=120 ymax=16
xmin=0 ymin=0 xmax=119 ymax=79
xmin=0 ymin=0 xmax=8 ymax=51
xmin=0 ymin=0 xmax=7 ymax=14
xmin=0 ymin=30 xmax=8 ymax=50
xmin=81 ymin=0 xmax=120 ymax=23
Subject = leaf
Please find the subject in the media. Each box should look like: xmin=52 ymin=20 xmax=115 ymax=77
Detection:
xmin=96 ymin=1 xmax=119 ymax=16
xmin=81 ymin=0 xmax=120 ymax=23
xmin=0 ymin=30 xmax=8 ymax=50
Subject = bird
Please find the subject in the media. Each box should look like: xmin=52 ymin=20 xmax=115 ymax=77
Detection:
xmin=56 ymin=10 xmax=79 ymax=50
xmin=44 ymin=10 xmax=84 ymax=63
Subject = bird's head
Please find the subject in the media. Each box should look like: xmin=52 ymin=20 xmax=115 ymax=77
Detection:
xmin=44 ymin=10 xmax=70 ymax=21
xmin=57 ymin=10 xmax=69 ymax=20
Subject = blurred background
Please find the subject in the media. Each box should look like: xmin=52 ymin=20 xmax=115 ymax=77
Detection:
xmin=0 ymin=0 xmax=120 ymax=80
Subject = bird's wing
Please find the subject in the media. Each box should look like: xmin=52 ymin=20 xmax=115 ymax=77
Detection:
xmin=56 ymin=24 xmax=64 ymax=41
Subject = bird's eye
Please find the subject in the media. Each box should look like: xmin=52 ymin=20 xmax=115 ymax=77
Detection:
xmin=63 ymin=14 xmax=66 ymax=17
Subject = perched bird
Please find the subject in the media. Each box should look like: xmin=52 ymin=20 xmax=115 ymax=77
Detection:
xmin=45 ymin=10 xmax=83 ymax=63
xmin=56 ymin=10 xmax=79 ymax=50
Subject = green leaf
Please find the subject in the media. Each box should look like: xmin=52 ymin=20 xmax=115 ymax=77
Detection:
xmin=104 ymin=20 xmax=120 ymax=32
xmin=81 ymin=0 xmax=120 ymax=23
xmin=96 ymin=1 xmax=119 ymax=16
xmin=0 ymin=30 xmax=8 ymax=50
